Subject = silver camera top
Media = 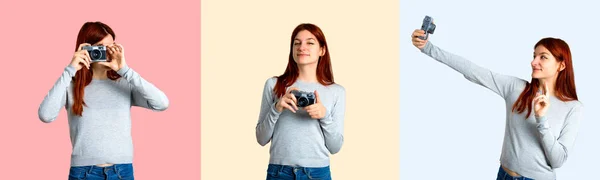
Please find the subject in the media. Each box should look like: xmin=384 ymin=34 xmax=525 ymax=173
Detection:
xmin=81 ymin=45 xmax=106 ymax=50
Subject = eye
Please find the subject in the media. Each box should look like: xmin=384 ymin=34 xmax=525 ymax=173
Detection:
xmin=308 ymin=42 xmax=315 ymax=45
xmin=541 ymin=56 xmax=547 ymax=60
xmin=294 ymin=42 xmax=300 ymax=46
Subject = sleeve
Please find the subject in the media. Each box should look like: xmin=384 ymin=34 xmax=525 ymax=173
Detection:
xmin=38 ymin=65 xmax=77 ymax=123
xmin=536 ymin=103 xmax=583 ymax=168
xmin=255 ymin=78 xmax=282 ymax=146
xmin=116 ymin=65 xmax=169 ymax=111
xmin=319 ymin=85 xmax=346 ymax=154
xmin=420 ymin=41 xmax=525 ymax=99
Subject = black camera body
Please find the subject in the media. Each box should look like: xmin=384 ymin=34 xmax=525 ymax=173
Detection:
xmin=419 ymin=15 xmax=436 ymax=40
xmin=82 ymin=45 xmax=107 ymax=62
xmin=291 ymin=90 xmax=316 ymax=108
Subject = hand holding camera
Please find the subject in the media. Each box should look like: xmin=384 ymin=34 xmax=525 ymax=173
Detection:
xmin=276 ymin=87 xmax=300 ymax=113
xmin=75 ymin=43 xmax=127 ymax=71
xmin=97 ymin=43 xmax=127 ymax=71
xmin=303 ymin=90 xmax=326 ymax=120
xmin=412 ymin=15 xmax=436 ymax=50
xmin=70 ymin=43 xmax=93 ymax=70
xmin=276 ymin=88 xmax=326 ymax=119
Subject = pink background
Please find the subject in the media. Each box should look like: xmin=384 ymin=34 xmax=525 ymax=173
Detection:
xmin=0 ymin=0 xmax=200 ymax=179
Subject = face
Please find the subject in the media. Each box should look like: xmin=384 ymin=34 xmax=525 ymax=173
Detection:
xmin=292 ymin=30 xmax=325 ymax=65
xmin=531 ymin=45 xmax=565 ymax=80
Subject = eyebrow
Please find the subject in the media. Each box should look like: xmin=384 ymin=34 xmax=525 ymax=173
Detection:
xmin=534 ymin=52 xmax=550 ymax=55
xmin=294 ymin=38 xmax=316 ymax=41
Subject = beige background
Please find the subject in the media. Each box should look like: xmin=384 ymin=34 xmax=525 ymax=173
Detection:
xmin=201 ymin=0 xmax=399 ymax=179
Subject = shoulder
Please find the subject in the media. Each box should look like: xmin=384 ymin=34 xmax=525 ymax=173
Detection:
xmin=326 ymin=83 xmax=346 ymax=97
xmin=264 ymin=77 xmax=278 ymax=88
xmin=568 ymin=100 xmax=584 ymax=111
xmin=505 ymin=78 xmax=529 ymax=97
xmin=559 ymin=99 xmax=583 ymax=117
xmin=507 ymin=77 xmax=529 ymax=91
xmin=327 ymin=83 xmax=345 ymax=91
xmin=266 ymin=77 xmax=277 ymax=84
xmin=261 ymin=77 xmax=279 ymax=93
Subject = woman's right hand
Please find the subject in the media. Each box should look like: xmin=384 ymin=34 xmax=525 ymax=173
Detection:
xmin=69 ymin=43 xmax=92 ymax=70
xmin=411 ymin=29 xmax=428 ymax=50
xmin=275 ymin=87 xmax=299 ymax=113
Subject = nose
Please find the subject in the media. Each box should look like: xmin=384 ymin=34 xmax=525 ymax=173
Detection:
xmin=531 ymin=57 xmax=540 ymax=67
xmin=297 ymin=43 xmax=308 ymax=52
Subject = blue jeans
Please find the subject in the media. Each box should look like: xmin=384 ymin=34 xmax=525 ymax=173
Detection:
xmin=266 ymin=164 xmax=331 ymax=180
xmin=497 ymin=165 xmax=533 ymax=180
xmin=68 ymin=163 xmax=134 ymax=180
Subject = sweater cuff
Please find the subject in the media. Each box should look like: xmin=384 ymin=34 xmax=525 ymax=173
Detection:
xmin=65 ymin=65 xmax=77 ymax=77
xmin=116 ymin=65 xmax=131 ymax=76
xmin=536 ymin=116 xmax=550 ymax=131
xmin=270 ymin=102 xmax=282 ymax=118
xmin=420 ymin=41 xmax=433 ymax=53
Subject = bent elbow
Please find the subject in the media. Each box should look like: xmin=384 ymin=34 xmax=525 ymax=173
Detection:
xmin=152 ymin=98 xmax=170 ymax=111
xmin=257 ymin=137 xmax=270 ymax=146
xmin=328 ymin=147 xmax=342 ymax=155
xmin=38 ymin=109 xmax=56 ymax=123
xmin=549 ymin=158 xmax=567 ymax=169
xmin=326 ymin=140 xmax=344 ymax=154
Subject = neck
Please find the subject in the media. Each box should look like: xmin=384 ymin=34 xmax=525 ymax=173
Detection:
xmin=538 ymin=77 xmax=557 ymax=96
xmin=91 ymin=64 xmax=108 ymax=80
xmin=297 ymin=62 xmax=318 ymax=83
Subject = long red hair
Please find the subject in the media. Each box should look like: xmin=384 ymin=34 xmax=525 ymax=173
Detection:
xmin=512 ymin=37 xmax=578 ymax=118
xmin=273 ymin=23 xmax=334 ymax=98
xmin=72 ymin=22 xmax=121 ymax=116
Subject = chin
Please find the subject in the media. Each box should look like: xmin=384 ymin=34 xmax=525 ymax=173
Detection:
xmin=296 ymin=60 xmax=317 ymax=65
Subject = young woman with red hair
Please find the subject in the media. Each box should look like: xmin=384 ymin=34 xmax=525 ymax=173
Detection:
xmin=412 ymin=29 xmax=582 ymax=180
xmin=38 ymin=21 xmax=169 ymax=180
xmin=256 ymin=23 xmax=346 ymax=180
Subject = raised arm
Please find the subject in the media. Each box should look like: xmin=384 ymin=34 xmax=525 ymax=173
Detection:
xmin=116 ymin=65 xmax=169 ymax=111
xmin=38 ymin=66 xmax=77 ymax=123
xmin=39 ymin=44 xmax=93 ymax=123
xmin=412 ymin=29 xmax=524 ymax=98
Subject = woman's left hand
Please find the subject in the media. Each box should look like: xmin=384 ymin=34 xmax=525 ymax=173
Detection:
xmin=305 ymin=90 xmax=327 ymax=119
xmin=99 ymin=43 xmax=127 ymax=71
xmin=534 ymin=83 xmax=550 ymax=117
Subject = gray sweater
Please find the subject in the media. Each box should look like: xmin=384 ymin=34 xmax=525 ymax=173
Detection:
xmin=38 ymin=65 xmax=169 ymax=166
xmin=421 ymin=42 xmax=583 ymax=180
xmin=256 ymin=77 xmax=345 ymax=167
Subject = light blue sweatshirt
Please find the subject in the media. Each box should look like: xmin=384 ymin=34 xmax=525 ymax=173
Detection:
xmin=421 ymin=41 xmax=583 ymax=180
xmin=256 ymin=77 xmax=346 ymax=167
xmin=38 ymin=65 xmax=169 ymax=166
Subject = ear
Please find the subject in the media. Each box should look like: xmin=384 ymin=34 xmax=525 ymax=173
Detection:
xmin=559 ymin=61 xmax=566 ymax=71
xmin=320 ymin=46 xmax=326 ymax=57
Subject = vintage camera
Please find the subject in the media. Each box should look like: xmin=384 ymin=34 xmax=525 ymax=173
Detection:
xmin=291 ymin=90 xmax=316 ymax=108
xmin=81 ymin=45 xmax=107 ymax=62
xmin=419 ymin=15 xmax=436 ymax=40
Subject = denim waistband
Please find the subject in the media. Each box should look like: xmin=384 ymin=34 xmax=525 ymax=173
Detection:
xmin=268 ymin=164 xmax=330 ymax=172
xmin=497 ymin=165 xmax=533 ymax=180
xmin=73 ymin=163 xmax=132 ymax=174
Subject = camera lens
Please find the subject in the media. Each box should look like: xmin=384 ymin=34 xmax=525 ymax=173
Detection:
xmin=298 ymin=97 xmax=309 ymax=107
xmin=91 ymin=49 xmax=101 ymax=60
